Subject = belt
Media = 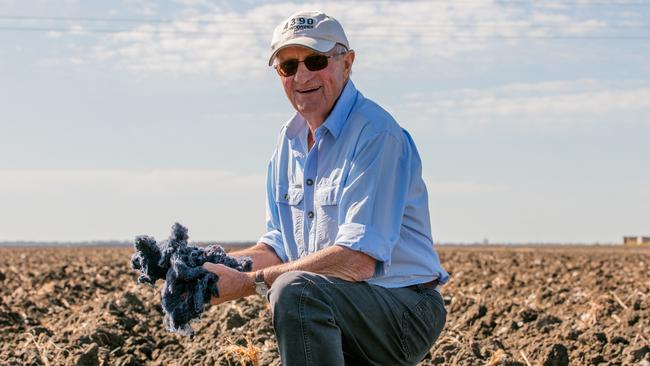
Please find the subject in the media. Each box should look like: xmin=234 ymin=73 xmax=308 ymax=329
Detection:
xmin=406 ymin=279 xmax=440 ymax=292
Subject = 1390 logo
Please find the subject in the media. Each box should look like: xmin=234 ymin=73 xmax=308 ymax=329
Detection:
xmin=284 ymin=17 xmax=315 ymax=31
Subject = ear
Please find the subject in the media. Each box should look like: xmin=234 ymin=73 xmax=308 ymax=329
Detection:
xmin=343 ymin=50 xmax=355 ymax=78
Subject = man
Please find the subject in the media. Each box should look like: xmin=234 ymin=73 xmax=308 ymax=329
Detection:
xmin=204 ymin=10 xmax=449 ymax=365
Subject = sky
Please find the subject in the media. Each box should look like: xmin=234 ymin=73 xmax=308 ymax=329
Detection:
xmin=0 ymin=0 xmax=648 ymax=244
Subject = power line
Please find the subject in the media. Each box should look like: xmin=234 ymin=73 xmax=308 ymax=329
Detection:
xmin=1 ymin=11 xmax=648 ymax=40
xmin=0 ymin=26 xmax=648 ymax=39
xmin=0 ymin=15 xmax=179 ymax=24
xmin=359 ymin=0 xmax=650 ymax=4
xmin=1 ymin=16 xmax=648 ymax=37
xmin=0 ymin=26 xmax=251 ymax=35
xmin=0 ymin=16 xmax=650 ymax=30
xmin=1 ymin=15 xmax=649 ymax=28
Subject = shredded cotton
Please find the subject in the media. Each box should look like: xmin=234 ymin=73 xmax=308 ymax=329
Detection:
xmin=131 ymin=223 xmax=252 ymax=335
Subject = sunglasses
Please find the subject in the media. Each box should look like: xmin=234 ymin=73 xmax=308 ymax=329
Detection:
xmin=274 ymin=52 xmax=347 ymax=77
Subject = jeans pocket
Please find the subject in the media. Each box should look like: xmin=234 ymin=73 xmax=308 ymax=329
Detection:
xmin=399 ymin=293 xmax=446 ymax=362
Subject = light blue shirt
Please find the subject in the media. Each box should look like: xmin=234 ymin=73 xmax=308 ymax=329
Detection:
xmin=260 ymin=80 xmax=449 ymax=288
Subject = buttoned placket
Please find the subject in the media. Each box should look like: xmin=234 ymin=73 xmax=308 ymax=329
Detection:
xmin=301 ymin=127 xmax=325 ymax=255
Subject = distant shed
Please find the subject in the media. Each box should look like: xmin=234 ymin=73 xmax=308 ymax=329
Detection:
xmin=623 ymin=236 xmax=650 ymax=246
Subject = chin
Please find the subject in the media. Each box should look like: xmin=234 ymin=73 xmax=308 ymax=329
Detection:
xmin=296 ymin=105 xmax=318 ymax=115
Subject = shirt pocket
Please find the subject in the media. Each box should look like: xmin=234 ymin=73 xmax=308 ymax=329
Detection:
xmin=276 ymin=185 xmax=304 ymax=206
xmin=314 ymin=184 xmax=340 ymax=249
xmin=315 ymin=184 xmax=338 ymax=206
xmin=276 ymin=185 xmax=305 ymax=259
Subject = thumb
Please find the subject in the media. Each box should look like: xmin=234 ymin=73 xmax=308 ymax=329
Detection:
xmin=203 ymin=262 xmax=223 ymax=273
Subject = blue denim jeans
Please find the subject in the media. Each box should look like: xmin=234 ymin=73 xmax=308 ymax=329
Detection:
xmin=268 ymin=271 xmax=446 ymax=366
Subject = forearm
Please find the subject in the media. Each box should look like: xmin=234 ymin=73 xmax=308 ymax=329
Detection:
xmin=262 ymin=245 xmax=376 ymax=286
xmin=229 ymin=242 xmax=283 ymax=271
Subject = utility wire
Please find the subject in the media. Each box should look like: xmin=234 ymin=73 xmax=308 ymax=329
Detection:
xmin=0 ymin=15 xmax=178 ymax=23
xmin=1 ymin=15 xmax=649 ymax=28
xmin=0 ymin=26 xmax=647 ymax=39
xmin=1 ymin=9 xmax=648 ymax=39
xmin=351 ymin=0 xmax=650 ymax=4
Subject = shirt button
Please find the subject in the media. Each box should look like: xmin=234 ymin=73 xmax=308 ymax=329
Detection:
xmin=307 ymin=211 xmax=314 ymax=219
xmin=306 ymin=178 xmax=314 ymax=186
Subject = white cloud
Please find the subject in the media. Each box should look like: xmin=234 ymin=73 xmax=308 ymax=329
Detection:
xmin=396 ymin=80 xmax=650 ymax=131
xmin=529 ymin=13 xmax=606 ymax=35
xmin=46 ymin=31 xmax=63 ymax=39
xmin=121 ymin=0 xmax=159 ymax=16
xmin=56 ymin=0 xmax=612 ymax=77
xmin=68 ymin=24 xmax=87 ymax=36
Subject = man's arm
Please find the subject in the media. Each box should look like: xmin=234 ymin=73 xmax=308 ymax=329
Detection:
xmin=203 ymin=245 xmax=375 ymax=304
xmin=228 ymin=242 xmax=284 ymax=271
xmin=263 ymin=245 xmax=375 ymax=284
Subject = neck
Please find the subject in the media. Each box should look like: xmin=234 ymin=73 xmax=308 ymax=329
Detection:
xmin=302 ymin=112 xmax=325 ymax=132
xmin=301 ymin=79 xmax=350 ymax=149
xmin=307 ymin=128 xmax=315 ymax=151
xmin=302 ymin=78 xmax=349 ymax=133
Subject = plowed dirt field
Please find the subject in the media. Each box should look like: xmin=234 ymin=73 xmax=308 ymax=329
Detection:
xmin=1 ymin=246 xmax=648 ymax=365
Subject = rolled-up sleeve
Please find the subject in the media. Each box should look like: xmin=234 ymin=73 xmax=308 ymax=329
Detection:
xmin=258 ymin=155 xmax=289 ymax=263
xmin=335 ymin=131 xmax=410 ymax=275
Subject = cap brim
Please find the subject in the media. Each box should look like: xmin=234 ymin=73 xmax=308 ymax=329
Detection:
xmin=268 ymin=37 xmax=337 ymax=66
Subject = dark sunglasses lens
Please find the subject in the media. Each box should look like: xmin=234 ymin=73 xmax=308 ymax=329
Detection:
xmin=279 ymin=60 xmax=299 ymax=76
xmin=304 ymin=55 xmax=329 ymax=71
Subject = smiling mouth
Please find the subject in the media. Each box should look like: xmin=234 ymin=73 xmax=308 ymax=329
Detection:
xmin=297 ymin=86 xmax=321 ymax=94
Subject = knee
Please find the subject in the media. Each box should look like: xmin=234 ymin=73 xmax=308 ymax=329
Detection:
xmin=268 ymin=271 xmax=315 ymax=311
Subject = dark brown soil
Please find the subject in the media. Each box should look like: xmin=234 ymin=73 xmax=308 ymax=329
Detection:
xmin=1 ymin=246 xmax=648 ymax=365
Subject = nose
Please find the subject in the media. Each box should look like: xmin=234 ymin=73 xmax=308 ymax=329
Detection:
xmin=292 ymin=61 xmax=312 ymax=83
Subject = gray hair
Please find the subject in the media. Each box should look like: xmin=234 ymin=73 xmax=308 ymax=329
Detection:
xmin=328 ymin=43 xmax=349 ymax=56
xmin=328 ymin=43 xmax=352 ymax=79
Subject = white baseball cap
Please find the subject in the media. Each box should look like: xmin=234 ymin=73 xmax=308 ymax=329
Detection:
xmin=268 ymin=10 xmax=349 ymax=66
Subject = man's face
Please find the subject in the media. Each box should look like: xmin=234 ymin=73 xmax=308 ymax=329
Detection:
xmin=275 ymin=46 xmax=354 ymax=125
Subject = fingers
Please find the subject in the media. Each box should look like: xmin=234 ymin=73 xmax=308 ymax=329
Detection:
xmin=202 ymin=262 xmax=224 ymax=274
xmin=202 ymin=263 xmax=252 ymax=304
xmin=210 ymin=293 xmax=222 ymax=305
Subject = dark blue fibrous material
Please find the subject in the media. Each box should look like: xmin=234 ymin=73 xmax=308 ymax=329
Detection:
xmin=131 ymin=223 xmax=252 ymax=335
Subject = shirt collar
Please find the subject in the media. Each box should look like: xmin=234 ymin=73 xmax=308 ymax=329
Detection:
xmin=320 ymin=80 xmax=358 ymax=139
xmin=285 ymin=113 xmax=306 ymax=140
xmin=285 ymin=80 xmax=359 ymax=141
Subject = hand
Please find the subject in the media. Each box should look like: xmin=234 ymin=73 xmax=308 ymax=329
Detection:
xmin=203 ymin=263 xmax=256 ymax=305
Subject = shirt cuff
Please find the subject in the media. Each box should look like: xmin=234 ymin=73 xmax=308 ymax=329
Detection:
xmin=335 ymin=223 xmax=393 ymax=276
xmin=259 ymin=230 xmax=288 ymax=263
